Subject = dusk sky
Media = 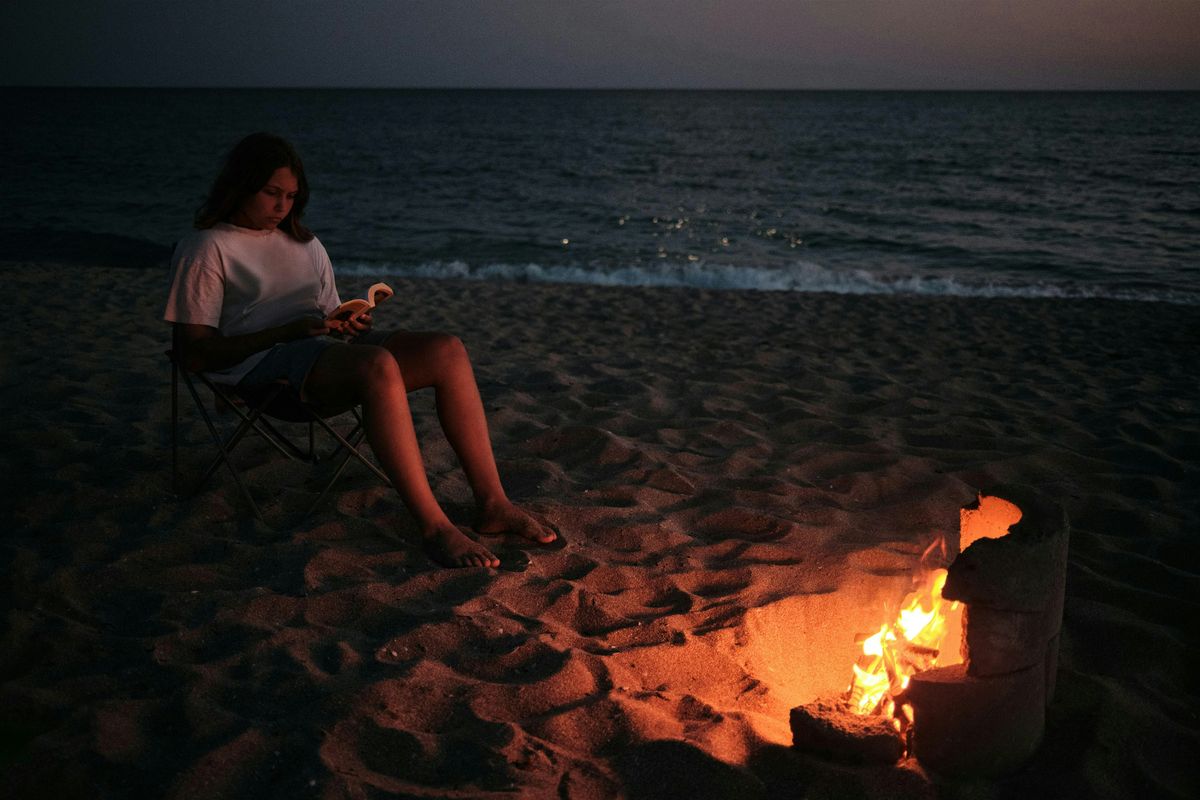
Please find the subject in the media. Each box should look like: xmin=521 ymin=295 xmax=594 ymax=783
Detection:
xmin=4 ymin=0 xmax=1199 ymax=90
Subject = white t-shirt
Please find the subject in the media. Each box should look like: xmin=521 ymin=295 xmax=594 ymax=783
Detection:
xmin=163 ymin=222 xmax=342 ymax=384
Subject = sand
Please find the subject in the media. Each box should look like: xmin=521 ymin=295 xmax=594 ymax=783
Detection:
xmin=2 ymin=262 xmax=1197 ymax=799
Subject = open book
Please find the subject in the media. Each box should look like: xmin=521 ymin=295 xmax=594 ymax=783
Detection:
xmin=326 ymin=282 xmax=394 ymax=324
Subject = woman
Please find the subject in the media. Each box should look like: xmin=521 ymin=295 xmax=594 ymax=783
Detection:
xmin=164 ymin=132 xmax=556 ymax=567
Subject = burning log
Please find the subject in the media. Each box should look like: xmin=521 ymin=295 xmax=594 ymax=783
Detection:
xmin=789 ymin=698 xmax=905 ymax=764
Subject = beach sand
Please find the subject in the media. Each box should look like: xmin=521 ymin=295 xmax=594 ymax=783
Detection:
xmin=2 ymin=262 xmax=1197 ymax=799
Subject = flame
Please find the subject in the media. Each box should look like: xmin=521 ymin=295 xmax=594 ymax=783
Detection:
xmin=843 ymin=494 xmax=1021 ymax=732
xmin=844 ymin=542 xmax=958 ymax=721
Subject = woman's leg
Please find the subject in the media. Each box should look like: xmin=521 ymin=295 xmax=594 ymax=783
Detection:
xmin=302 ymin=343 xmax=501 ymax=568
xmin=377 ymin=331 xmax=557 ymax=545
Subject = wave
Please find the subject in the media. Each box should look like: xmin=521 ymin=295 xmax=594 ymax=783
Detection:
xmin=2 ymin=226 xmax=1191 ymax=306
xmin=337 ymin=258 xmax=1200 ymax=306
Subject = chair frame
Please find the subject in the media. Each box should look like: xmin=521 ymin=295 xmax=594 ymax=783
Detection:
xmin=168 ymin=337 xmax=391 ymax=526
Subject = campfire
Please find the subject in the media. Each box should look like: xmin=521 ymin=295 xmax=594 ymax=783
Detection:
xmin=790 ymin=484 xmax=1069 ymax=776
xmin=844 ymin=537 xmax=957 ymax=723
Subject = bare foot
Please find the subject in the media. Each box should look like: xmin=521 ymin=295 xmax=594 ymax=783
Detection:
xmin=475 ymin=500 xmax=559 ymax=546
xmin=421 ymin=521 xmax=500 ymax=569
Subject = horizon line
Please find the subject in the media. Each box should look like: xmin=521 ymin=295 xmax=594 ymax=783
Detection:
xmin=4 ymin=84 xmax=1199 ymax=93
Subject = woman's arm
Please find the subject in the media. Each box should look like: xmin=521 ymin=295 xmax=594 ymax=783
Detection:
xmin=174 ymin=318 xmax=332 ymax=373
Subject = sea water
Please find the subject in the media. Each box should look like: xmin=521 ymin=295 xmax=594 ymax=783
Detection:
xmin=3 ymin=88 xmax=1198 ymax=304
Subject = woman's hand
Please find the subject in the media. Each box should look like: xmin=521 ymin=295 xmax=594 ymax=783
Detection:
xmin=345 ymin=312 xmax=373 ymax=341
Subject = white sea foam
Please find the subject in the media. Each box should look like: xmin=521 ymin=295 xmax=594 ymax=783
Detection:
xmin=337 ymin=259 xmax=1200 ymax=305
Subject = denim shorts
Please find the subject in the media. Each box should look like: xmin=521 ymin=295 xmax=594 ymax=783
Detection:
xmin=238 ymin=330 xmax=394 ymax=402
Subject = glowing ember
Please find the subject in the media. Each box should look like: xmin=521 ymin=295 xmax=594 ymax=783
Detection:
xmin=845 ymin=539 xmax=958 ymax=726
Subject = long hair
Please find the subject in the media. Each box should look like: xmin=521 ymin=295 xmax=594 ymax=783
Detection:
xmin=195 ymin=132 xmax=314 ymax=242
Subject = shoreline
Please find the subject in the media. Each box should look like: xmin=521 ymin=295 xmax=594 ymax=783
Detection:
xmin=3 ymin=262 xmax=1197 ymax=798
xmin=4 ymin=241 xmax=1198 ymax=305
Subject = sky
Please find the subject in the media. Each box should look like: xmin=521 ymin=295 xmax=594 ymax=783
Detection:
xmin=3 ymin=0 xmax=1199 ymax=90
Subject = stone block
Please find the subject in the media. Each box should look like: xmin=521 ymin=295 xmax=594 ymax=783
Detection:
xmin=790 ymin=697 xmax=904 ymax=763
xmin=905 ymin=662 xmax=1045 ymax=777
xmin=944 ymin=484 xmax=1069 ymax=614
xmin=947 ymin=484 xmax=1069 ymax=679
xmin=960 ymin=603 xmax=1057 ymax=677
xmin=1044 ymin=631 xmax=1060 ymax=704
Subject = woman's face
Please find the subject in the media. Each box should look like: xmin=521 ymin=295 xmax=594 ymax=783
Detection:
xmin=234 ymin=166 xmax=299 ymax=230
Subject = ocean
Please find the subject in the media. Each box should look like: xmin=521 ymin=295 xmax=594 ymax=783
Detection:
xmin=3 ymin=88 xmax=1198 ymax=304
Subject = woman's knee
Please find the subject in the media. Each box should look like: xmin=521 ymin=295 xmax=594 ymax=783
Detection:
xmin=375 ymin=331 xmax=470 ymax=390
xmin=428 ymin=333 xmax=468 ymax=366
xmin=352 ymin=344 xmax=404 ymax=388
xmin=305 ymin=343 xmax=401 ymax=408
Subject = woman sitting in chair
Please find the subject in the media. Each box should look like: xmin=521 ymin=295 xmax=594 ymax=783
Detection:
xmin=164 ymin=132 xmax=556 ymax=568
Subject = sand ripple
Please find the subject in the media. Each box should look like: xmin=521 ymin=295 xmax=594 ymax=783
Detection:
xmin=2 ymin=267 xmax=1197 ymax=798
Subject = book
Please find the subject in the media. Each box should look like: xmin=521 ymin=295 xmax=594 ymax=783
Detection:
xmin=326 ymin=282 xmax=394 ymax=324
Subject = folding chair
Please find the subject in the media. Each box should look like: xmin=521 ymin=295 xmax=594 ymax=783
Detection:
xmin=168 ymin=331 xmax=391 ymax=526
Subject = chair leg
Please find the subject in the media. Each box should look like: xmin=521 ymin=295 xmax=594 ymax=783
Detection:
xmin=300 ymin=414 xmax=392 ymax=523
xmin=246 ymin=415 xmax=313 ymax=461
xmin=193 ymin=390 xmax=285 ymax=491
xmin=314 ymin=417 xmax=391 ymax=485
xmin=180 ymin=371 xmax=267 ymax=523
xmin=171 ymin=365 xmax=390 ymax=527
xmin=210 ymin=384 xmax=313 ymax=462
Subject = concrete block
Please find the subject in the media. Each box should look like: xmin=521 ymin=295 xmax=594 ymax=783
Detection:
xmin=945 ymin=484 xmax=1069 ymax=614
xmin=905 ymin=662 xmax=1045 ymax=777
xmin=1044 ymin=631 xmax=1060 ymax=705
xmin=790 ymin=698 xmax=904 ymax=764
xmin=961 ymin=604 xmax=1055 ymax=677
